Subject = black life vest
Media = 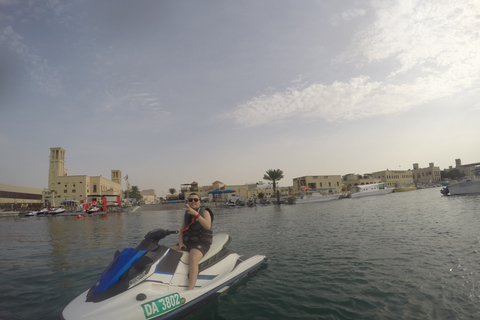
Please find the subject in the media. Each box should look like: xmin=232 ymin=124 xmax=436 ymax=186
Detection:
xmin=182 ymin=207 xmax=213 ymax=244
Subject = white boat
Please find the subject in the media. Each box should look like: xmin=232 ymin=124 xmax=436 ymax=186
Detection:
xmin=50 ymin=207 xmax=66 ymax=214
xmin=393 ymin=184 xmax=417 ymax=192
xmin=37 ymin=208 xmax=49 ymax=215
xmin=296 ymin=192 xmax=339 ymax=203
xmin=441 ymin=176 xmax=480 ymax=195
xmin=86 ymin=206 xmax=101 ymax=214
xmin=350 ymin=182 xmax=394 ymax=198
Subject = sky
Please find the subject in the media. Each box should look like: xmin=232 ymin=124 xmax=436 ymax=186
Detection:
xmin=1 ymin=0 xmax=480 ymax=196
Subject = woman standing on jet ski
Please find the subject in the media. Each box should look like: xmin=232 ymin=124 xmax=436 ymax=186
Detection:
xmin=174 ymin=193 xmax=213 ymax=290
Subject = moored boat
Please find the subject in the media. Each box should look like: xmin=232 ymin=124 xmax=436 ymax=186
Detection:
xmin=85 ymin=206 xmax=101 ymax=214
xmin=296 ymin=192 xmax=339 ymax=203
xmin=25 ymin=210 xmax=40 ymax=216
xmin=350 ymin=182 xmax=394 ymax=198
xmin=37 ymin=208 xmax=49 ymax=215
xmin=49 ymin=207 xmax=66 ymax=214
xmin=393 ymin=185 xmax=417 ymax=192
xmin=440 ymin=176 xmax=480 ymax=195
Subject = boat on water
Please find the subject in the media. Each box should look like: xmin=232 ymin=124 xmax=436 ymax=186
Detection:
xmin=25 ymin=210 xmax=39 ymax=216
xmin=393 ymin=185 xmax=417 ymax=192
xmin=350 ymin=182 xmax=394 ymax=198
xmin=226 ymin=195 xmax=245 ymax=207
xmin=37 ymin=208 xmax=50 ymax=215
xmin=85 ymin=206 xmax=101 ymax=214
xmin=61 ymin=228 xmax=266 ymax=320
xmin=338 ymin=192 xmax=351 ymax=199
xmin=50 ymin=207 xmax=66 ymax=214
xmin=296 ymin=192 xmax=339 ymax=203
xmin=441 ymin=175 xmax=480 ymax=195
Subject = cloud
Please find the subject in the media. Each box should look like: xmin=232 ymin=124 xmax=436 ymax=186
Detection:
xmin=0 ymin=3 xmax=65 ymax=97
xmin=341 ymin=8 xmax=367 ymax=21
xmin=219 ymin=0 xmax=480 ymax=127
xmin=217 ymin=74 xmax=460 ymax=126
xmin=342 ymin=1 xmax=480 ymax=73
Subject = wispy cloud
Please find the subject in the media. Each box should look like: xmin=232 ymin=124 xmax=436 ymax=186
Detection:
xmin=217 ymin=74 xmax=459 ymax=126
xmin=0 ymin=2 xmax=70 ymax=97
xmin=340 ymin=8 xmax=366 ymax=21
xmin=97 ymin=78 xmax=170 ymax=124
xmin=219 ymin=0 xmax=480 ymax=127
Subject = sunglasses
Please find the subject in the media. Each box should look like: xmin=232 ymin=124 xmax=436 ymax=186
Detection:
xmin=188 ymin=198 xmax=200 ymax=202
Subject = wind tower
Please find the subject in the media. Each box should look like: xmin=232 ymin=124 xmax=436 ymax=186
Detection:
xmin=111 ymin=170 xmax=122 ymax=185
xmin=48 ymin=147 xmax=68 ymax=190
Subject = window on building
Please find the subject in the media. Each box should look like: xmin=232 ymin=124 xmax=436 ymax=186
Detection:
xmin=93 ymin=185 xmax=97 ymax=193
xmin=64 ymin=190 xmax=67 ymax=193
xmin=72 ymin=189 xmax=76 ymax=193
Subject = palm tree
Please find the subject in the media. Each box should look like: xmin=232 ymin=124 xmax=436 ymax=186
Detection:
xmin=263 ymin=169 xmax=284 ymax=205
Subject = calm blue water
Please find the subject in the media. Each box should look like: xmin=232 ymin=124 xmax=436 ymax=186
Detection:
xmin=1 ymin=187 xmax=480 ymax=320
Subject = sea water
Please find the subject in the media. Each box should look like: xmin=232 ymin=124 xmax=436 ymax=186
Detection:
xmin=1 ymin=187 xmax=480 ymax=319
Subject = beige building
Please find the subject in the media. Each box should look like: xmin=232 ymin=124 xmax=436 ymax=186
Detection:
xmin=412 ymin=162 xmax=441 ymax=185
xmin=0 ymin=183 xmax=43 ymax=210
xmin=140 ymin=189 xmax=157 ymax=203
xmin=445 ymin=159 xmax=480 ymax=177
xmin=292 ymin=175 xmax=342 ymax=194
xmin=47 ymin=147 xmax=123 ymax=205
xmin=342 ymin=174 xmax=377 ymax=189
xmin=371 ymin=169 xmax=414 ymax=188
xmin=180 ymin=180 xmax=291 ymax=201
xmin=223 ymin=182 xmax=290 ymax=200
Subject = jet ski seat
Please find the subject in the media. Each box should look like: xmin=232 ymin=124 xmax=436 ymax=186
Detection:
xmin=180 ymin=233 xmax=231 ymax=270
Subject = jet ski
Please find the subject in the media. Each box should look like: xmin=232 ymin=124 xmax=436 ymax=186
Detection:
xmin=61 ymin=228 xmax=267 ymax=320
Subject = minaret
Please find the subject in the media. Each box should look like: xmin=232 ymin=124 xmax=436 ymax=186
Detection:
xmin=48 ymin=147 xmax=67 ymax=190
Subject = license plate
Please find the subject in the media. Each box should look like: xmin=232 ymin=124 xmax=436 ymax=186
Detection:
xmin=142 ymin=293 xmax=182 ymax=319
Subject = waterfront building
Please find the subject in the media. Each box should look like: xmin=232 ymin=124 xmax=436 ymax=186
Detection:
xmin=223 ymin=182 xmax=290 ymax=200
xmin=342 ymin=174 xmax=378 ymax=190
xmin=445 ymin=159 xmax=480 ymax=177
xmin=0 ymin=183 xmax=43 ymax=210
xmin=292 ymin=175 xmax=342 ymax=194
xmin=371 ymin=169 xmax=414 ymax=188
xmin=412 ymin=162 xmax=441 ymax=186
xmin=179 ymin=180 xmax=290 ymax=202
xmin=47 ymin=147 xmax=123 ymax=206
xmin=180 ymin=181 xmax=199 ymax=194
xmin=140 ymin=189 xmax=157 ymax=204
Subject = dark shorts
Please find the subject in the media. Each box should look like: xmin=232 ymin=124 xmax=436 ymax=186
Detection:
xmin=185 ymin=241 xmax=210 ymax=256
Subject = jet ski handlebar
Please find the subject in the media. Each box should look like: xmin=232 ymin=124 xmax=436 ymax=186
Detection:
xmin=144 ymin=228 xmax=178 ymax=243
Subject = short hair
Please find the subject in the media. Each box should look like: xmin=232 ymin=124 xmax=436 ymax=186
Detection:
xmin=188 ymin=193 xmax=200 ymax=200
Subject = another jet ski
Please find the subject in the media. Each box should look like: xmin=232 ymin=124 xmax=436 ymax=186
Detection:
xmin=61 ymin=228 xmax=267 ymax=320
